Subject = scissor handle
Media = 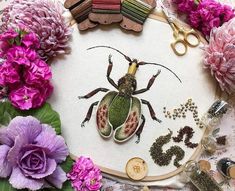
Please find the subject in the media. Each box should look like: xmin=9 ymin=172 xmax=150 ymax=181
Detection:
xmin=183 ymin=29 xmax=200 ymax=47
xmin=171 ymin=38 xmax=187 ymax=56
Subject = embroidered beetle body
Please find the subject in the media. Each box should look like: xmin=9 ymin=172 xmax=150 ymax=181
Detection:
xmin=79 ymin=46 xmax=181 ymax=143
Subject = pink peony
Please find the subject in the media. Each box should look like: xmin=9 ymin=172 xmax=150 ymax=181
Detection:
xmin=9 ymin=85 xmax=44 ymax=110
xmin=0 ymin=61 xmax=20 ymax=86
xmin=204 ymin=18 xmax=235 ymax=94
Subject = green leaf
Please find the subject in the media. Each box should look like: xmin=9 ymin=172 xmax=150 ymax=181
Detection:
xmin=0 ymin=178 xmax=17 ymax=191
xmin=0 ymin=101 xmax=21 ymax=126
xmin=60 ymin=156 xmax=74 ymax=173
xmin=0 ymin=102 xmax=61 ymax=135
xmin=22 ymin=103 xmax=61 ymax=135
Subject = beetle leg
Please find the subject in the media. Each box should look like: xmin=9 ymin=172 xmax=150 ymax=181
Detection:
xmin=141 ymin=99 xmax=162 ymax=123
xmin=107 ymin=54 xmax=118 ymax=90
xmin=135 ymin=115 xmax=146 ymax=144
xmin=78 ymin=88 xmax=109 ymax=99
xmin=133 ymin=70 xmax=161 ymax=95
xmin=81 ymin=101 xmax=99 ymax=127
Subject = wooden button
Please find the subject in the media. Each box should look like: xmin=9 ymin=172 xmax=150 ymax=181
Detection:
xmin=198 ymin=160 xmax=211 ymax=172
xmin=228 ymin=165 xmax=235 ymax=179
xmin=125 ymin=157 xmax=148 ymax=180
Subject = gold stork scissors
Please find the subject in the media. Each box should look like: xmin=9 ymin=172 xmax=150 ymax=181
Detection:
xmin=160 ymin=4 xmax=201 ymax=56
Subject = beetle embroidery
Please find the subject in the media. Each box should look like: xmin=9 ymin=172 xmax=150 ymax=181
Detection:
xmin=79 ymin=46 xmax=181 ymax=143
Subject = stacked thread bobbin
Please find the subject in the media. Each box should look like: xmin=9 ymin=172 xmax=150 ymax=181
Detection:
xmin=69 ymin=0 xmax=93 ymax=23
xmin=121 ymin=0 xmax=153 ymax=24
xmin=92 ymin=0 xmax=121 ymax=14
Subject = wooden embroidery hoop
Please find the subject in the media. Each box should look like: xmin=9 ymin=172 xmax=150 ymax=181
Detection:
xmin=68 ymin=10 xmax=212 ymax=183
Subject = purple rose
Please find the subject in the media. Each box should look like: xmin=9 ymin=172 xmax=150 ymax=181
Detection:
xmin=6 ymin=46 xmax=38 ymax=66
xmin=21 ymin=32 xmax=40 ymax=49
xmin=24 ymin=59 xmax=52 ymax=86
xmin=9 ymin=85 xmax=44 ymax=110
xmin=0 ymin=61 xmax=20 ymax=86
xmin=0 ymin=116 xmax=69 ymax=190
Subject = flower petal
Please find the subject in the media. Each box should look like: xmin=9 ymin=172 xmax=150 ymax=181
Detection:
xmin=0 ymin=127 xmax=13 ymax=146
xmin=0 ymin=145 xmax=12 ymax=177
xmin=46 ymin=166 xmax=67 ymax=189
xmin=35 ymin=124 xmax=69 ymax=163
xmin=7 ymin=134 xmax=27 ymax=166
xmin=30 ymin=158 xmax=57 ymax=179
xmin=9 ymin=167 xmax=44 ymax=190
xmin=6 ymin=116 xmax=42 ymax=144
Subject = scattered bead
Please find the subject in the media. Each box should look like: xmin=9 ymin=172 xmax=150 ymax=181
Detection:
xmin=163 ymin=98 xmax=203 ymax=128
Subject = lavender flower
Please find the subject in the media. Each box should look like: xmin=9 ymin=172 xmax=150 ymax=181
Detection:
xmin=1 ymin=0 xmax=72 ymax=61
xmin=0 ymin=116 xmax=69 ymax=190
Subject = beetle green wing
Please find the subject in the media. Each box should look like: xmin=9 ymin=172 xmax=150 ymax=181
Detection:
xmin=108 ymin=95 xmax=132 ymax=130
xmin=113 ymin=97 xmax=142 ymax=143
xmin=96 ymin=91 xmax=118 ymax=138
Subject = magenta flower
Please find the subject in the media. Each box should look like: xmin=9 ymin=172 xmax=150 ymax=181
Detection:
xmin=67 ymin=156 xmax=102 ymax=191
xmin=0 ymin=28 xmax=18 ymax=55
xmin=24 ymin=59 xmax=52 ymax=86
xmin=0 ymin=116 xmax=69 ymax=190
xmin=0 ymin=28 xmax=18 ymax=41
xmin=21 ymin=32 xmax=40 ymax=49
xmin=0 ymin=28 xmax=54 ymax=110
xmin=172 ymin=0 xmax=197 ymax=14
xmin=6 ymin=46 xmax=38 ymax=66
xmin=0 ymin=61 xmax=20 ymax=86
xmin=173 ymin=0 xmax=235 ymax=37
xmin=204 ymin=18 xmax=235 ymax=94
xmin=9 ymin=85 xmax=44 ymax=110
xmin=68 ymin=157 xmax=94 ymax=181
xmin=84 ymin=168 xmax=102 ymax=191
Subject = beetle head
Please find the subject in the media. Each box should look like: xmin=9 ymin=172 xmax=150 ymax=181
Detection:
xmin=118 ymin=74 xmax=137 ymax=97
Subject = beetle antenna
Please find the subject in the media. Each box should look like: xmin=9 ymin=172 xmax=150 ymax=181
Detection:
xmin=138 ymin=62 xmax=182 ymax=83
xmin=87 ymin=45 xmax=132 ymax=62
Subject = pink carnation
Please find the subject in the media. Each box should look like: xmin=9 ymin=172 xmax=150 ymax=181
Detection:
xmin=67 ymin=156 xmax=102 ymax=191
xmin=84 ymin=168 xmax=102 ymax=191
xmin=204 ymin=18 xmax=235 ymax=94
xmin=0 ymin=28 xmax=54 ymax=109
xmin=9 ymin=85 xmax=44 ymax=110
xmin=0 ymin=61 xmax=20 ymax=86
xmin=0 ymin=28 xmax=18 ymax=41
xmin=24 ymin=59 xmax=52 ymax=86
xmin=172 ymin=0 xmax=197 ymax=14
xmin=21 ymin=32 xmax=40 ymax=49
xmin=173 ymin=0 xmax=235 ymax=37
xmin=6 ymin=46 xmax=38 ymax=66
